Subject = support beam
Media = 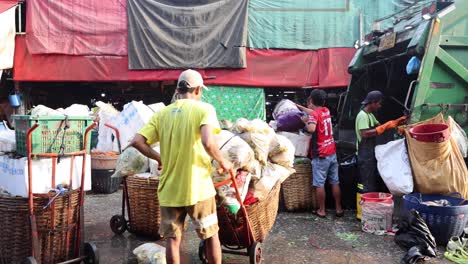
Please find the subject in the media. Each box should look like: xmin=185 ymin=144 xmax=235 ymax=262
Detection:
xmin=436 ymin=47 xmax=468 ymax=84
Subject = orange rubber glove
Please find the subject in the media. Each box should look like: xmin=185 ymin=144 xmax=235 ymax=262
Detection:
xmin=375 ymin=116 xmax=408 ymax=135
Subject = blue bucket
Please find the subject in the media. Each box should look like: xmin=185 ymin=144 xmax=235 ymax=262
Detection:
xmin=8 ymin=94 xmax=21 ymax=108
xmin=403 ymin=192 xmax=468 ymax=245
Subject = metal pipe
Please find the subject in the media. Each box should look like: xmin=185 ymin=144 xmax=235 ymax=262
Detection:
xmin=404 ymin=80 xmax=418 ymax=109
xmin=359 ymin=11 xmax=363 ymax=46
xmin=18 ymin=3 xmax=22 ymax=33
xmin=57 ymin=256 xmax=86 ymax=264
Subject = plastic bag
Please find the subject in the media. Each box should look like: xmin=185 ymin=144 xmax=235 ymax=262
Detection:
xmin=111 ymin=147 xmax=149 ymax=178
xmin=133 ymin=243 xmax=166 ymax=264
xmin=62 ymin=104 xmax=91 ymax=116
xmin=276 ymin=111 xmax=305 ymax=132
xmin=215 ymin=170 xmax=252 ymax=214
xmin=269 ymin=134 xmax=295 ymax=168
xmin=361 ymin=198 xmax=394 ymax=234
xmin=0 ymin=129 xmax=15 ymax=152
xmin=272 ymin=99 xmax=299 ymax=119
xmin=30 ymin=105 xmax=64 ymax=116
xmin=254 ymin=162 xmax=295 ymax=200
xmin=395 ymin=210 xmax=437 ymax=264
xmin=276 ymin=131 xmax=311 ymax=157
xmin=448 ymin=116 xmax=467 ymax=158
xmin=375 ymin=139 xmax=414 ymax=195
xmin=406 ymin=56 xmax=421 ymax=75
xmin=95 ymin=101 xmax=120 ymax=152
xmin=215 ymin=130 xmax=255 ymax=170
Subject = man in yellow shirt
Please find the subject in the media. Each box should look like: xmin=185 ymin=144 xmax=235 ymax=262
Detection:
xmin=131 ymin=69 xmax=232 ymax=264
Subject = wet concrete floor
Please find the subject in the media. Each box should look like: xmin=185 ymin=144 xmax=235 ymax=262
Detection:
xmin=84 ymin=190 xmax=450 ymax=264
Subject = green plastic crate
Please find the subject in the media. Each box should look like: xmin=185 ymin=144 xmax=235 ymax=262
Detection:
xmin=12 ymin=115 xmax=94 ymax=156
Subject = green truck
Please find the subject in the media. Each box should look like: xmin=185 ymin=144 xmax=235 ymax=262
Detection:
xmin=337 ymin=0 xmax=467 ymax=147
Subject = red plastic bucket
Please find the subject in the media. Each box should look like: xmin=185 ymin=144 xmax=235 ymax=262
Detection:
xmin=361 ymin=192 xmax=393 ymax=204
xmin=409 ymin=123 xmax=449 ymax=143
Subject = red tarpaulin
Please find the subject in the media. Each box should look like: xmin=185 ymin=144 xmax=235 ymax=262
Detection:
xmin=204 ymin=49 xmax=319 ymax=87
xmin=14 ymin=36 xmax=355 ymax=88
xmin=318 ymin=48 xmax=355 ymax=88
xmin=25 ymin=0 xmax=127 ymax=56
xmin=0 ymin=1 xmax=17 ymax=13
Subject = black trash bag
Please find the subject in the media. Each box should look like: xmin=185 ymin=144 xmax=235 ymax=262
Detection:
xmin=394 ymin=210 xmax=437 ymax=264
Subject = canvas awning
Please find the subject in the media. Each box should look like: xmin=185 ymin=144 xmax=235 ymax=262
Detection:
xmin=14 ymin=35 xmax=355 ymax=88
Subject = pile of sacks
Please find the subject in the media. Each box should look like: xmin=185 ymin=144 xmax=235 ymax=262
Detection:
xmin=213 ymin=118 xmax=296 ymax=214
xmin=269 ymin=99 xmax=311 ymax=157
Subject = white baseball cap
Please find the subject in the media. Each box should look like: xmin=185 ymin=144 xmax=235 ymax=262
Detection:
xmin=177 ymin=69 xmax=209 ymax=91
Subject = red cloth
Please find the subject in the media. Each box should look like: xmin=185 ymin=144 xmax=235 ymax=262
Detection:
xmin=14 ymin=36 xmax=186 ymax=81
xmin=317 ymin=48 xmax=355 ymax=88
xmin=204 ymin=49 xmax=319 ymax=88
xmin=0 ymin=1 xmax=17 ymax=13
xmin=25 ymin=0 xmax=127 ymax=55
xmin=14 ymin=35 xmax=355 ymax=88
xmin=308 ymin=107 xmax=336 ymax=157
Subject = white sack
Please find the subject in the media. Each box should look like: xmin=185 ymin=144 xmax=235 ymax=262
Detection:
xmin=375 ymin=139 xmax=414 ymax=195
xmin=269 ymin=134 xmax=295 ymax=168
xmin=448 ymin=116 xmax=467 ymax=158
xmin=0 ymin=155 xmax=91 ymax=197
xmin=254 ymin=162 xmax=294 ymax=200
xmin=276 ymin=131 xmax=311 ymax=157
xmin=109 ymin=101 xmax=155 ymax=149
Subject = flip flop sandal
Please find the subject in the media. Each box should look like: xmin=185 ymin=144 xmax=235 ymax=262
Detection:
xmin=315 ymin=211 xmax=326 ymax=218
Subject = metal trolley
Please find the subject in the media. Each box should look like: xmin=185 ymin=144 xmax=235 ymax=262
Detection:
xmin=199 ymin=170 xmax=263 ymax=264
xmin=105 ymin=124 xmax=162 ymax=239
xmin=24 ymin=121 xmax=99 ymax=264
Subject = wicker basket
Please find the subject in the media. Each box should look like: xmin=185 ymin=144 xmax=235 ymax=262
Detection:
xmin=0 ymin=191 xmax=80 ymax=264
xmin=91 ymin=152 xmax=119 ymax=170
xmin=281 ymin=159 xmax=316 ymax=211
xmin=246 ymin=182 xmax=281 ymax=242
xmin=126 ymin=175 xmax=161 ymax=238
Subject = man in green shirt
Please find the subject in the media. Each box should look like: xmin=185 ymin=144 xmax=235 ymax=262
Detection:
xmin=355 ymin=91 xmax=407 ymax=195
xmin=132 ymin=69 xmax=232 ymax=264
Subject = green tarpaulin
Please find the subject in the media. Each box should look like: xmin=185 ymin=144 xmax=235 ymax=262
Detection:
xmin=203 ymin=86 xmax=266 ymax=121
xmin=247 ymin=0 xmax=398 ymax=50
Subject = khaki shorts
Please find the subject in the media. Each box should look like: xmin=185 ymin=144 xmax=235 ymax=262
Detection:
xmin=160 ymin=197 xmax=219 ymax=240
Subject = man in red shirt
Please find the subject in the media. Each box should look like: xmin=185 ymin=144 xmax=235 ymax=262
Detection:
xmin=297 ymin=89 xmax=343 ymax=218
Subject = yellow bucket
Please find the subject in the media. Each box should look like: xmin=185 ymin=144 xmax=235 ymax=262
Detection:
xmin=356 ymin=192 xmax=362 ymax=220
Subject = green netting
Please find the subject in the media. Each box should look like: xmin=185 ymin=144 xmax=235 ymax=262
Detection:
xmin=202 ymin=86 xmax=266 ymax=122
xmin=247 ymin=0 xmax=398 ymax=50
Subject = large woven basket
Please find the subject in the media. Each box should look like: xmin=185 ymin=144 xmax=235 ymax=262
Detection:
xmin=246 ymin=182 xmax=281 ymax=242
xmin=0 ymin=191 xmax=80 ymax=264
xmin=91 ymin=152 xmax=119 ymax=170
xmin=126 ymin=175 xmax=161 ymax=238
xmin=281 ymin=159 xmax=316 ymax=211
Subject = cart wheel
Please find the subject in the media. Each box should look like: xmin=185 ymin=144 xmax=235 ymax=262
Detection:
xmin=110 ymin=215 xmax=127 ymax=235
xmin=198 ymin=240 xmax=208 ymax=264
xmin=22 ymin=257 xmax=37 ymax=264
xmin=84 ymin=242 xmax=99 ymax=264
xmin=249 ymin=242 xmax=262 ymax=264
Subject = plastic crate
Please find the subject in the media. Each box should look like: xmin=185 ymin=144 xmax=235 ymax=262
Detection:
xmin=12 ymin=115 xmax=94 ymax=156
xmin=91 ymin=169 xmax=120 ymax=194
